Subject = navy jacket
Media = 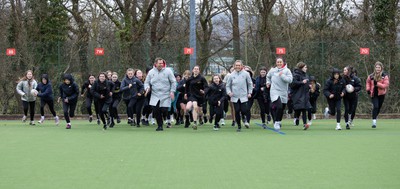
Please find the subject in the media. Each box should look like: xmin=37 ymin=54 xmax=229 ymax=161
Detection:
xmin=37 ymin=74 xmax=54 ymax=101
xmin=59 ymin=74 xmax=79 ymax=102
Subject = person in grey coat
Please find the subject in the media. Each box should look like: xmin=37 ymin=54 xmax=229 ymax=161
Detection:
xmin=144 ymin=57 xmax=177 ymax=131
xmin=267 ymin=57 xmax=293 ymax=130
xmin=16 ymin=70 xmax=38 ymax=125
xmin=226 ymin=60 xmax=253 ymax=132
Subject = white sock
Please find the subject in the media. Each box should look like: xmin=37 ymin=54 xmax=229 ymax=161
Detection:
xmin=337 ymin=123 xmax=341 ymax=126
xmin=373 ymin=119 xmax=377 ymax=125
xmin=41 ymin=116 xmax=45 ymax=119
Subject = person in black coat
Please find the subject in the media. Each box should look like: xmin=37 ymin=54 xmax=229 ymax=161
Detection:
xmin=36 ymin=74 xmax=59 ymax=125
xmin=81 ymin=74 xmax=100 ymax=124
xmin=206 ymin=74 xmax=226 ymax=130
xmin=58 ymin=73 xmax=79 ymax=129
xmin=290 ymin=62 xmax=311 ymax=130
xmin=342 ymin=66 xmax=362 ymax=129
xmin=308 ymin=76 xmax=320 ymax=122
xmin=91 ymin=72 xmax=114 ymax=130
xmin=109 ymin=72 xmax=122 ymax=128
xmin=255 ymin=67 xmax=271 ymax=127
xmin=323 ymin=68 xmax=345 ymax=130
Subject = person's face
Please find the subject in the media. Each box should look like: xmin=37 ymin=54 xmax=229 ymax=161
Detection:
xmin=89 ymin=76 xmax=96 ymax=83
xmin=42 ymin=78 xmax=47 ymax=84
xmin=26 ymin=72 xmax=33 ymax=80
xmin=126 ymin=71 xmax=134 ymax=79
xmin=234 ymin=62 xmax=242 ymax=72
xmin=112 ymin=75 xmax=118 ymax=82
xmin=259 ymin=70 xmax=267 ymax=77
xmin=64 ymin=79 xmax=71 ymax=85
xmin=302 ymin=65 xmax=307 ymax=73
xmin=107 ymin=72 xmax=112 ymax=79
xmin=184 ymin=73 xmax=190 ymax=79
xmin=213 ymin=76 xmax=220 ymax=84
xmin=193 ymin=66 xmax=200 ymax=75
xmin=334 ymin=73 xmax=340 ymax=79
xmin=136 ymin=71 xmax=143 ymax=80
xmin=276 ymin=59 xmax=284 ymax=68
xmin=375 ymin=65 xmax=382 ymax=73
xmin=176 ymin=75 xmax=181 ymax=82
xmin=156 ymin=60 xmax=164 ymax=70
xmin=99 ymin=74 xmax=106 ymax=82
xmin=343 ymin=68 xmax=349 ymax=76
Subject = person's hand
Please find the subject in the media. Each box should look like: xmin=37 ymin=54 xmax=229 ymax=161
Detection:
xmin=170 ymin=92 xmax=175 ymax=101
xmin=279 ymin=71 xmax=283 ymax=76
xmin=64 ymin=98 xmax=69 ymax=103
xmin=129 ymin=84 xmax=132 ymax=88
xmin=200 ymin=89 xmax=204 ymax=95
xmin=302 ymin=79 xmax=308 ymax=84
xmin=228 ymin=92 xmax=233 ymax=97
xmin=247 ymin=93 xmax=252 ymax=98
xmin=217 ymin=101 xmax=221 ymax=106
xmin=184 ymin=94 xmax=188 ymax=100
xmin=57 ymin=97 xmax=61 ymax=103
xmin=81 ymin=94 xmax=85 ymax=97
xmin=266 ymin=83 xmax=271 ymax=88
xmin=137 ymin=93 xmax=142 ymax=97
xmin=88 ymin=84 xmax=92 ymax=89
xmin=109 ymin=92 xmax=113 ymax=96
xmin=340 ymin=92 xmax=344 ymax=97
xmin=100 ymin=95 xmax=105 ymax=99
xmin=329 ymin=94 xmax=334 ymax=99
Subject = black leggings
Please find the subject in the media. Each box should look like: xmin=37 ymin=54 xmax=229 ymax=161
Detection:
xmin=85 ymin=97 xmax=99 ymax=119
xmin=209 ymin=102 xmax=224 ymax=125
xmin=40 ymin=99 xmax=57 ymax=116
xmin=271 ymin=97 xmax=286 ymax=122
xmin=152 ymin=101 xmax=168 ymax=127
xmin=343 ymin=97 xmax=357 ymax=123
xmin=135 ymin=98 xmax=145 ymax=124
xmin=350 ymin=95 xmax=359 ymax=120
xmin=63 ymin=101 xmax=77 ymax=123
xmin=327 ymin=99 xmax=341 ymax=123
xmin=233 ymin=100 xmax=250 ymax=126
xmin=110 ymin=98 xmax=121 ymax=119
xmin=22 ymin=101 xmax=35 ymax=121
xmin=372 ymin=95 xmax=385 ymax=119
xmin=124 ymin=98 xmax=137 ymax=119
xmin=97 ymin=100 xmax=110 ymax=125
xmin=294 ymin=109 xmax=307 ymax=125
xmin=257 ymin=96 xmax=271 ymax=123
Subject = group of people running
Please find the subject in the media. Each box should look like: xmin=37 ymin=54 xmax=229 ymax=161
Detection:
xmin=16 ymin=57 xmax=389 ymax=131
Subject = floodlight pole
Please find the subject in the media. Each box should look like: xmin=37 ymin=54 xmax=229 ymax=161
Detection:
xmin=189 ymin=0 xmax=196 ymax=70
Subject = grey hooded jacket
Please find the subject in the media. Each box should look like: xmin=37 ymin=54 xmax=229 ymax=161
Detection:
xmin=16 ymin=79 xmax=38 ymax=102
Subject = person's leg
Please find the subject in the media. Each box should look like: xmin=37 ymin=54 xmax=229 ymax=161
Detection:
xmin=86 ymin=97 xmax=93 ymax=116
xmin=63 ymin=102 xmax=70 ymax=123
xmin=343 ymin=98 xmax=350 ymax=124
xmin=257 ymin=97 xmax=266 ymax=123
xmin=29 ymin=101 xmax=35 ymax=122
xmin=192 ymin=101 xmax=199 ymax=129
xmin=99 ymin=101 xmax=106 ymax=125
xmin=233 ymin=100 xmax=242 ymax=130
xmin=135 ymin=98 xmax=145 ymax=126
xmin=22 ymin=101 xmax=28 ymax=121
xmin=69 ymin=101 xmax=77 ymax=118
xmin=40 ymin=99 xmax=46 ymax=116
xmin=152 ymin=101 xmax=163 ymax=131
xmin=47 ymin=100 xmax=57 ymax=117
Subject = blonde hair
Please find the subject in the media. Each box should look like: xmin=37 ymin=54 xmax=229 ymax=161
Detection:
xmin=373 ymin=61 xmax=384 ymax=81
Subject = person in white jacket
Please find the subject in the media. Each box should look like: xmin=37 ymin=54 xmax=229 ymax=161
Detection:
xmin=144 ymin=57 xmax=177 ymax=131
xmin=267 ymin=58 xmax=293 ymax=130
xmin=226 ymin=60 xmax=253 ymax=132
xmin=16 ymin=70 xmax=38 ymax=125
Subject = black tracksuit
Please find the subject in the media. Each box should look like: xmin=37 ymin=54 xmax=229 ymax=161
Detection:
xmin=91 ymin=80 xmax=113 ymax=125
xmin=59 ymin=74 xmax=79 ymax=123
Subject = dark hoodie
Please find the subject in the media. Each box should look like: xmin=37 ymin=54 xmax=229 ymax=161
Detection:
xmin=323 ymin=68 xmax=345 ymax=100
xmin=37 ymin=74 xmax=54 ymax=101
xmin=205 ymin=82 xmax=226 ymax=106
xmin=59 ymin=74 xmax=79 ymax=102
xmin=290 ymin=69 xmax=310 ymax=110
xmin=120 ymin=75 xmax=144 ymax=100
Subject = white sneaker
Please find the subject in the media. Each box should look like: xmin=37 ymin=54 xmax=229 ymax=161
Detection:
xmin=274 ymin=122 xmax=280 ymax=130
xmin=38 ymin=117 xmax=45 ymax=124
xmin=349 ymin=120 xmax=354 ymax=127
xmin=335 ymin=125 xmax=342 ymax=130
xmin=308 ymin=121 xmax=312 ymax=126
xmin=219 ymin=119 xmax=225 ymax=126
xmin=324 ymin=107 xmax=329 ymax=118
xmin=151 ymin=118 xmax=155 ymax=125
xmin=312 ymin=114 xmax=316 ymax=120
xmin=22 ymin=115 xmax=27 ymax=122
xmin=55 ymin=116 xmax=60 ymax=126
xmin=244 ymin=121 xmax=250 ymax=129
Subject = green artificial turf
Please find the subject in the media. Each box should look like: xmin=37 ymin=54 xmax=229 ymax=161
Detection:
xmin=1 ymin=119 xmax=399 ymax=189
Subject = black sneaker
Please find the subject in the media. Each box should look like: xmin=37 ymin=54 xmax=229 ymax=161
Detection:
xmin=142 ymin=120 xmax=149 ymax=126
xmin=346 ymin=124 xmax=350 ymax=130
xmin=204 ymin=116 xmax=208 ymax=123
xmin=89 ymin=116 xmax=93 ymax=122
xmin=97 ymin=119 xmax=100 ymax=125
xmin=209 ymin=116 xmax=213 ymax=124
xmin=116 ymin=117 xmax=121 ymax=123
xmin=107 ymin=118 xmax=111 ymax=126
xmin=167 ymin=122 xmax=171 ymax=128
xmin=184 ymin=120 xmax=190 ymax=128
xmin=136 ymin=124 xmax=141 ymax=128
xmin=231 ymin=121 xmax=236 ymax=127
xmin=372 ymin=125 xmax=376 ymax=128
xmin=156 ymin=127 xmax=163 ymax=131
xmin=109 ymin=122 xmax=115 ymax=128
xmin=103 ymin=124 xmax=107 ymax=130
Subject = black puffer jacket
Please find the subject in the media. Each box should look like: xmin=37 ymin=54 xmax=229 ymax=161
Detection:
xmin=206 ymin=82 xmax=226 ymax=106
xmin=91 ymin=79 xmax=113 ymax=103
xmin=290 ymin=69 xmax=310 ymax=110
xmin=323 ymin=68 xmax=345 ymax=100
xmin=59 ymin=74 xmax=79 ymax=102
xmin=343 ymin=75 xmax=362 ymax=99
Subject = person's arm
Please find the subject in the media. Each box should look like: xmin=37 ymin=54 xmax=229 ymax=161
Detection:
xmin=353 ymin=76 xmax=362 ymax=93
xmin=38 ymin=84 xmax=52 ymax=98
xmin=246 ymin=73 xmax=253 ymax=95
xmin=90 ymin=81 xmax=101 ymax=99
xmin=323 ymin=79 xmax=332 ymax=98
xmin=70 ymin=83 xmax=80 ymax=100
xmin=281 ymin=69 xmax=293 ymax=83
xmin=377 ymin=75 xmax=390 ymax=89
xmin=16 ymin=81 xmax=25 ymax=96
